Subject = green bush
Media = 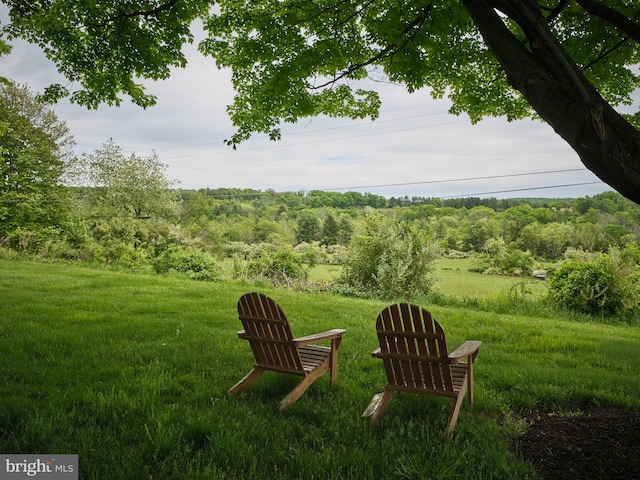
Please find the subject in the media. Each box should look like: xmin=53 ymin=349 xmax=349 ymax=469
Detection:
xmin=470 ymin=237 xmax=534 ymax=276
xmin=43 ymin=239 xmax=94 ymax=262
xmin=223 ymin=241 xmax=262 ymax=260
xmin=547 ymin=246 xmax=640 ymax=316
xmin=5 ymin=227 xmax=60 ymax=254
xmin=338 ymin=212 xmax=441 ymax=300
xmin=245 ymin=245 xmax=308 ymax=285
xmin=499 ymin=249 xmax=535 ymax=276
xmin=293 ymin=241 xmax=321 ymax=267
xmin=93 ymin=240 xmax=148 ymax=268
xmin=152 ymin=247 xmax=221 ymax=281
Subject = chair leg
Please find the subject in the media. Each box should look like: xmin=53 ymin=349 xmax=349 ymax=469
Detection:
xmin=445 ymin=394 xmax=465 ymax=438
xmin=329 ymin=337 xmax=342 ymax=387
xmin=367 ymin=390 xmax=394 ymax=426
xmin=228 ymin=367 xmax=265 ymax=395
xmin=279 ymin=367 xmax=325 ymax=410
xmin=467 ymin=362 xmax=475 ymax=407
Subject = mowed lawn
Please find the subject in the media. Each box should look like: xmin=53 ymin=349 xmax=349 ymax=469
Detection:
xmin=311 ymin=258 xmax=549 ymax=299
xmin=1 ymin=256 xmax=639 ymax=479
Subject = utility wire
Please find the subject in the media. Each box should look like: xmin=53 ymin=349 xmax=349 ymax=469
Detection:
xmin=157 ymin=119 xmax=470 ymax=160
xmin=191 ymin=169 xmax=605 ymax=199
xmin=1 ymin=180 xmax=605 ymax=204
xmin=1 ymin=169 xmax=603 ymax=204
xmin=133 ymin=111 xmax=454 ymax=154
xmin=320 ymin=168 xmax=590 ymax=191
xmin=440 ymin=182 xmax=603 ymax=199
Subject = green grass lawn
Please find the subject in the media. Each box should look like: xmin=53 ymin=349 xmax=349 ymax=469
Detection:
xmin=310 ymin=258 xmax=549 ymax=299
xmin=435 ymin=258 xmax=548 ymax=299
xmin=1 ymin=257 xmax=639 ymax=479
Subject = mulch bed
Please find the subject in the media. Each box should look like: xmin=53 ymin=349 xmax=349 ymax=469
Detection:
xmin=515 ymin=407 xmax=640 ymax=479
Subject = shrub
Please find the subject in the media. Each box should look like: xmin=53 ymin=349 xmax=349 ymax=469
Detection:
xmin=293 ymin=241 xmax=322 ymax=267
xmin=44 ymin=239 xmax=94 ymax=261
xmin=245 ymin=245 xmax=308 ymax=285
xmin=6 ymin=227 xmax=60 ymax=254
xmin=547 ymin=246 xmax=640 ymax=316
xmin=223 ymin=241 xmax=255 ymax=259
xmin=152 ymin=247 xmax=221 ymax=281
xmin=325 ymin=244 xmax=348 ymax=265
xmin=470 ymin=238 xmax=534 ymax=276
xmin=93 ymin=240 xmax=148 ymax=269
xmin=338 ymin=212 xmax=441 ymax=300
xmin=444 ymin=249 xmax=472 ymax=259
xmin=499 ymin=249 xmax=535 ymax=276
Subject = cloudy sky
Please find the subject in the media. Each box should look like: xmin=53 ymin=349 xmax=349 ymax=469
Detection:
xmin=1 ymin=20 xmax=623 ymax=200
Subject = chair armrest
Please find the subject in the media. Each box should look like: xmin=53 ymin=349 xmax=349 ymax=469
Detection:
xmin=448 ymin=340 xmax=482 ymax=364
xmin=293 ymin=329 xmax=345 ymax=346
xmin=237 ymin=330 xmax=246 ymax=338
xmin=371 ymin=348 xmax=381 ymax=358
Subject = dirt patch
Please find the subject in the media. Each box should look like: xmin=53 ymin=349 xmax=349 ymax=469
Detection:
xmin=515 ymin=407 xmax=640 ymax=479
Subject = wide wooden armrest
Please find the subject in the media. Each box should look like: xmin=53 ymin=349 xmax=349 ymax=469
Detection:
xmin=371 ymin=347 xmax=381 ymax=358
xmin=448 ymin=340 xmax=482 ymax=363
xmin=238 ymin=330 xmax=246 ymax=338
xmin=293 ymin=329 xmax=346 ymax=346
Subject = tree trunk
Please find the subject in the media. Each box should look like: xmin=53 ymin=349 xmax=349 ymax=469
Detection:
xmin=463 ymin=0 xmax=640 ymax=204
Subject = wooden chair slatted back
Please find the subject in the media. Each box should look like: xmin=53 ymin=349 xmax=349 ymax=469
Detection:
xmin=376 ymin=303 xmax=454 ymax=394
xmin=237 ymin=292 xmax=304 ymax=374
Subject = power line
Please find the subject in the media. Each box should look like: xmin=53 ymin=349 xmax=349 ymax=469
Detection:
xmin=143 ymin=90 xmax=640 ymax=156
xmin=194 ymin=169 xmax=605 ymax=199
xmin=157 ymin=119 xmax=470 ymax=160
xmin=133 ymin=111 xmax=454 ymax=154
xmin=127 ymin=91 xmax=640 ymax=158
xmin=321 ymin=168 xmax=590 ymax=191
xmin=180 ymin=180 xmax=606 ymax=200
xmin=440 ymin=182 xmax=603 ymax=199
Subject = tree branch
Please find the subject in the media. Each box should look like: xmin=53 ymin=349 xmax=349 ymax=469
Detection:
xmin=122 ymin=0 xmax=181 ymax=19
xmin=461 ymin=0 xmax=592 ymax=132
xmin=464 ymin=0 xmax=640 ymax=203
xmin=575 ymin=0 xmax=640 ymax=44
xmin=508 ymin=0 xmax=593 ymax=103
xmin=462 ymin=0 xmax=544 ymax=90
xmin=311 ymin=4 xmax=433 ymax=90
xmin=84 ymin=0 xmax=181 ymax=28
xmin=541 ymin=0 xmax=570 ymax=24
xmin=581 ymin=36 xmax=630 ymax=72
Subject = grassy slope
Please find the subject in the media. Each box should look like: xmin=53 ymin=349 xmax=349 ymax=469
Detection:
xmin=1 ymin=257 xmax=639 ymax=479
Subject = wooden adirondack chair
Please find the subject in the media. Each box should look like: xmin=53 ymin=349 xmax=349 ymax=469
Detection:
xmin=363 ymin=303 xmax=481 ymax=437
xmin=228 ymin=292 xmax=346 ymax=410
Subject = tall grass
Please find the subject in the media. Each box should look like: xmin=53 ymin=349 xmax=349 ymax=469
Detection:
xmin=1 ymin=257 xmax=639 ymax=479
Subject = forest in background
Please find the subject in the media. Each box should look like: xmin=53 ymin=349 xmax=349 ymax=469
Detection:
xmin=9 ymin=184 xmax=639 ymax=268
xmin=5 ymin=173 xmax=640 ymax=295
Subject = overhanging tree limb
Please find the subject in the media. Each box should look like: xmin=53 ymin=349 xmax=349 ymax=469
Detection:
xmin=575 ymin=0 xmax=640 ymax=44
xmin=463 ymin=0 xmax=640 ymax=203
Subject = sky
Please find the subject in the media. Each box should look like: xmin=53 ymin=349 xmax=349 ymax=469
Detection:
xmin=0 ymin=20 xmax=624 ymax=200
